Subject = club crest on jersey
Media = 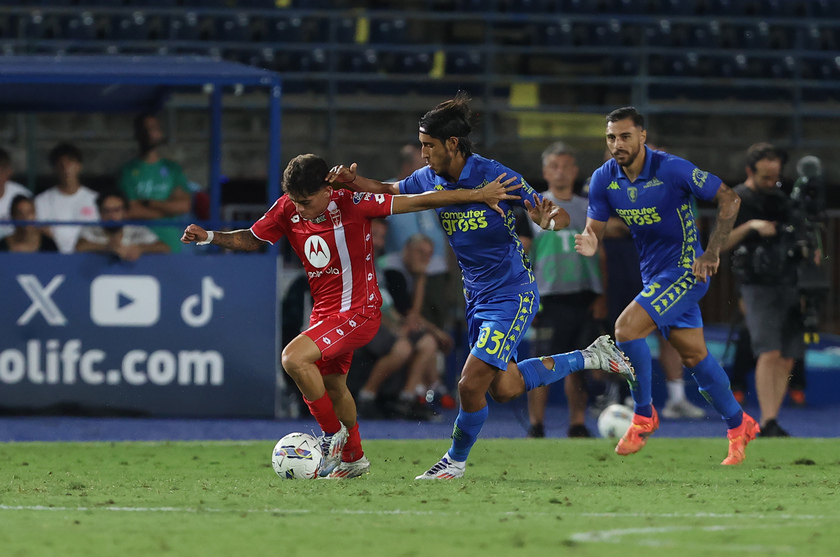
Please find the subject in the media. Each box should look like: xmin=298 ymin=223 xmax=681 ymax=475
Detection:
xmin=352 ymin=192 xmax=371 ymax=204
xmin=304 ymin=235 xmax=331 ymax=268
xmin=291 ymin=214 xmax=300 ymax=223
xmin=627 ymin=186 xmax=638 ymax=203
xmin=692 ymin=168 xmax=709 ymax=188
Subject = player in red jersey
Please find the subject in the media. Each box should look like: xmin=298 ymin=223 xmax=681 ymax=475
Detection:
xmin=182 ymin=154 xmax=520 ymax=479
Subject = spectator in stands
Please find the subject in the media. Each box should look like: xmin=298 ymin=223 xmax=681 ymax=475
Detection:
xmin=34 ymin=142 xmax=99 ymax=254
xmin=383 ymin=144 xmax=454 ymax=336
xmin=120 ymin=112 xmax=191 ymax=253
xmin=723 ymin=142 xmax=807 ymax=437
xmin=0 ymin=195 xmax=58 ymax=252
xmin=356 ymin=220 xmax=444 ymax=421
xmin=75 ymin=190 xmax=170 ymax=261
xmin=0 ymin=148 xmax=32 ymax=240
xmin=525 ymin=142 xmax=607 ymax=438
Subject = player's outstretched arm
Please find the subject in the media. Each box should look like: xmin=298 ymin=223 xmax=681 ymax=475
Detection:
xmin=524 ymin=194 xmax=570 ymax=230
xmin=391 ymin=172 xmax=521 ymax=216
xmin=693 ymin=182 xmax=740 ymax=282
xmin=326 ymin=163 xmax=400 ymax=195
xmin=574 ymin=217 xmax=608 ymax=257
xmin=181 ymin=223 xmax=266 ymax=251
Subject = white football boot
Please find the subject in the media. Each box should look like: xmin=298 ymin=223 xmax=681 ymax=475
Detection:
xmin=415 ymin=453 xmax=466 ymax=480
xmin=584 ymin=335 xmax=636 ymax=383
xmin=326 ymin=456 xmax=371 ymax=479
xmin=317 ymin=424 xmax=348 ymax=477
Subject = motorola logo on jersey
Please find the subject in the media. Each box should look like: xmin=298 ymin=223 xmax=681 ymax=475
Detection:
xmin=304 ymin=235 xmax=331 ymax=268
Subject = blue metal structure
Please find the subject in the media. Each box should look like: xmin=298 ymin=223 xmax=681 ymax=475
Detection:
xmin=0 ymin=55 xmax=283 ymax=227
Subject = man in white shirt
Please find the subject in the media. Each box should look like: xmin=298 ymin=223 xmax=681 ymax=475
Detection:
xmin=0 ymin=148 xmax=32 ymax=239
xmin=34 ymin=143 xmax=99 ymax=253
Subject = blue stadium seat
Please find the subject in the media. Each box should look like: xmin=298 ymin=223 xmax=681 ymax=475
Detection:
xmin=709 ymin=0 xmax=747 ymax=15
xmin=455 ymin=0 xmax=494 ymax=11
xmin=802 ymin=57 xmax=840 ymax=81
xmin=263 ymin=16 xmax=304 ymax=43
xmin=370 ymin=18 xmax=409 ymax=44
xmin=731 ymin=23 xmax=771 ymax=50
xmin=688 ymin=21 xmax=723 ymax=48
xmin=504 ymin=0 xmax=555 ymax=12
xmin=610 ymin=0 xmax=648 ymax=14
xmin=339 ymin=49 xmax=379 ymax=73
xmin=656 ymin=0 xmax=697 ymax=15
xmin=63 ymin=13 xmax=97 ymax=41
xmin=112 ymin=13 xmax=150 ymax=42
xmin=813 ymin=0 xmax=840 ymax=17
xmin=765 ymin=55 xmax=796 ymax=79
xmin=446 ymin=50 xmax=483 ymax=74
xmin=334 ymin=17 xmax=356 ymax=43
xmin=589 ymin=20 xmax=624 ymax=47
xmin=541 ymin=20 xmax=573 ymax=46
xmin=645 ymin=19 xmax=685 ymax=48
xmin=388 ymin=51 xmax=434 ymax=74
xmin=802 ymin=25 xmax=836 ymax=52
xmin=169 ymin=13 xmax=200 ymax=41
xmin=25 ymin=11 xmax=59 ymax=39
xmin=218 ymin=14 xmax=252 ymax=43
xmin=609 ymin=55 xmax=638 ymax=75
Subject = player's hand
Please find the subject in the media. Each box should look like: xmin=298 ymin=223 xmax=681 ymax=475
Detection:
xmin=115 ymin=244 xmax=143 ymax=262
xmin=524 ymin=194 xmax=568 ymax=230
xmin=749 ymin=219 xmax=777 ymax=237
xmin=480 ymin=173 xmax=521 ymax=215
xmin=181 ymin=223 xmax=208 ymax=244
xmin=692 ymin=251 xmax=719 ymax=282
xmin=574 ymin=230 xmax=598 ymax=256
xmin=326 ymin=163 xmax=358 ymax=187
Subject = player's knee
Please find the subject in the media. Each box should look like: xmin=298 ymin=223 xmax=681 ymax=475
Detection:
xmin=458 ymin=375 xmax=487 ymax=404
xmin=280 ymin=347 xmax=308 ymax=378
xmin=416 ymin=333 xmax=437 ymax=353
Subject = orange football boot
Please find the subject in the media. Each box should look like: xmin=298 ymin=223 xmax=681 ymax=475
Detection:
xmin=722 ymin=412 xmax=760 ymax=465
xmin=616 ymin=406 xmax=659 ymax=455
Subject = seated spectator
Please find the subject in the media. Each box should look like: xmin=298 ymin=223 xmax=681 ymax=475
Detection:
xmin=0 ymin=195 xmax=58 ymax=252
xmin=356 ymin=219 xmax=451 ymax=420
xmin=34 ymin=142 xmax=99 ymax=254
xmin=0 ymin=147 xmax=32 ymax=240
xmin=76 ymin=190 xmax=170 ymax=261
xmin=120 ymin=112 xmax=191 ymax=253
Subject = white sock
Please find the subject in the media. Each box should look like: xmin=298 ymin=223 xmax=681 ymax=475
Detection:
xmin=666 ymin=379 xmax=686 ymax=404
xmin=581 ymin=350 xmax=599 ymax=370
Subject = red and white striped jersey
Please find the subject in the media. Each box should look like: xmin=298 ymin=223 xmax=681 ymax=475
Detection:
xmin=251 ymin=189 xmax=394 ymax=318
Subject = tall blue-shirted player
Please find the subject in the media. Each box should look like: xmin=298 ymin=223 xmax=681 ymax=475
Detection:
xmin=328 ymin=93 xmax=636 ymax=479
xmin=575 ymin=107 xmax=759 ymax=465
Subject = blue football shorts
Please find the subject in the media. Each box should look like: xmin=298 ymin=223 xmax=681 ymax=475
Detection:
xmin=634 ymin=267 xmax=710 ymax=338
xmin=465 ymin=287 xmax=538 ymax=370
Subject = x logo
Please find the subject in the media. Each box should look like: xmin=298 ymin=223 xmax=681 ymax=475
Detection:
xmin=17 ymin=275 xmax=67 ymax=326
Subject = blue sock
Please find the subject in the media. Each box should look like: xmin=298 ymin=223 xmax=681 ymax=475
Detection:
xmin=448 ymin=405 xmax=489 ymax=462
xmin=517 ymin=351 xmax=584 ymax=391
xmin=617 ymin=338 xmax=653 ymax=417
xmin=688 ymin=353 xmax=743 ymax=429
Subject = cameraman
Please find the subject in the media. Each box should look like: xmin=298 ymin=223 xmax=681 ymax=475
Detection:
xmin=724 ymin=143 xmax=803 ymax=437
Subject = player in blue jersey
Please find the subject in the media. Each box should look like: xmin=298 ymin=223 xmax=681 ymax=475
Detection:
xmin=327 ymin=93 xmax=636 ymax=479
xmin=575 ymin=107 xmax=759 ymax=465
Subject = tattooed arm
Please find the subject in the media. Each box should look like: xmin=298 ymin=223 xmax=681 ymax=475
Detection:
xmin=693 ymin=183 xmax=740 ymax=282
xmin=181 ymin=224 xmax=266 ymax=251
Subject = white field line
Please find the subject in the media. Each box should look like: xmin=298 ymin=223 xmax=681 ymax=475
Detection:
xmin=0 ymin=505 xmax=837 ymax=523
xmin=570 ymin=524 xmax=797 ymax=552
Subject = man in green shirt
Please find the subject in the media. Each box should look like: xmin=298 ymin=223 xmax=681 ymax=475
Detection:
xmin=120 ymin=113 xmax=191 ymax=253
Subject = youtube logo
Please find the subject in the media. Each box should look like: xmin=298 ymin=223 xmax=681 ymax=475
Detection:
xmin=90 ymin=276 xmax=160 ymax=327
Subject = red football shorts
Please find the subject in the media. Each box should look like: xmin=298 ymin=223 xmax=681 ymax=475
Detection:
xmin=302 ymin=310 xmax=381 ymax=376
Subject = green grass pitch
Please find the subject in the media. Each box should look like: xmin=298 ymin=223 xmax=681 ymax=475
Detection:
xmin=1 ymin=438 xmax=838 ymax=556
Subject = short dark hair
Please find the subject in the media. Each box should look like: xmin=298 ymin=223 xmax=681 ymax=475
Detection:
xmin=282 ymin=154 xmax=329 ymax=198
xmin=419 ymin=91 xmax=475 ymax=157
xmin=10 ymin=194 xmax=33 ymax=218
xmin=133 ymin=112 xmax=158 ymax=142
xmin=96 ymin=189 xmax=128 ymax=212
xmin=745 ymin=142 xmax=786 ymax=172
xmin=0 ymin=148 xmax=11 ymax=168
xmin=49 ymin=142 xmax=83 ymax=166
xmin=606 ymin=106 xmax=645 ymax=130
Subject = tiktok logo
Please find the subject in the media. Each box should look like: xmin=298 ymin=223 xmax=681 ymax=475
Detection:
xmin=181 ymin=276 xmax=225 ymax=327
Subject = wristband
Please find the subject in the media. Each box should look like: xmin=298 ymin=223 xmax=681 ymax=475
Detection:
xmin=197 ymin=230 xmax=214 ymax=245
xmin=547 ymin=218 xmax=555 ymax=231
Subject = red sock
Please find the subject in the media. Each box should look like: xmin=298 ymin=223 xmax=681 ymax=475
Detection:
xmin=342 ymin=422 xmax=364 ymax=463
xmin=304 ymin=392 xmax=342 ymax=434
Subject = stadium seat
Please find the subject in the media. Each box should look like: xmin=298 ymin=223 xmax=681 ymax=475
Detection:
xmin=61 ymin=13 xmax=96 ymax=41
xmin=589 ymin=20 xmax=624 ymax=47
xmin=503 ymin=0 xmax=554 ymax=12
xmin=24 ymin=11 xmax=60 ymax=40
xmin=802 ymin=25 xmax=836 ymax=52
xmin=388 ymin=51 xmax=434 ymax=74
xmin=339 ymin=49 xmax=379 ymax=73
xmin=688 ymin=21 xmax=723 ymax=48
xmin=812 ymin=0 xmax=840 ymax=18
xmin=541 ymin=20 xmax=573 ymax=47
xmin=261 ymin=16 xmax=304 ymax=43
xmin=112 ymin=13 xmax=150 ymax=42
xmin=370 ymin=18 xmax=409 ymax=44
xmin=445 ymin=50 xmax=483 ymax=74
xmin=656 ymin=0 xmax=697 ymax=15
xmin=218 ymin=13 xmax=252 ymax=43
xmin=454 ymin=0 xmax=494 ymax=11
xmin=765 ymin=55 xmax=796 ymax=80
xmin=731 ymin=23 xmax=772 ymax=50
xmin=169 ymin=13 xmax=200 ymax=41
xmin=334 ymin=17 xmax=357 ymax=43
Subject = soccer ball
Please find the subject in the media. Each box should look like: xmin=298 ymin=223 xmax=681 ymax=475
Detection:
xmin=597 ymin=404 xmax=634 ymax=438
xmin=271 ymin=432 xmax=322 ymax=480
